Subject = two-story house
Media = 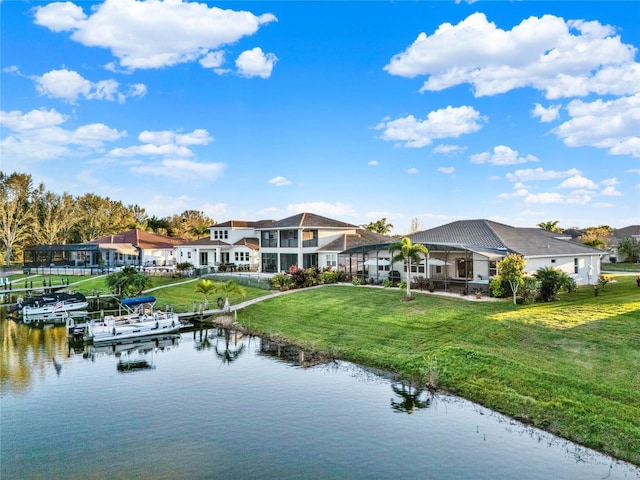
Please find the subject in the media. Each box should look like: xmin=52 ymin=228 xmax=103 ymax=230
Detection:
xmin=174 ymin=220 xmax=276 ymax=271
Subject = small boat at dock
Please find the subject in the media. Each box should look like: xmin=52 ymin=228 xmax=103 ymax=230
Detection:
xmin=84 ymin=296 xmax=181 ymax=344
xmin=18 ymin=292 xmax=89 ymax=320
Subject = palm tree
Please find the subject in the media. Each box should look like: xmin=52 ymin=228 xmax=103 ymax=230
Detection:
xmin=388 ymin=237 xmax=428 ymax=298
xmin=105 ymin=266 xmax=150 ymax=297
xmin=194 ymin=279 xmax=216 ymax=309
xmin=211 ymin=280 xmax=247 ymax=312
xmin=537 ymin=220 xmax=562 ymax=233
xmin=362 ymin=217 xmax=394 ymax=235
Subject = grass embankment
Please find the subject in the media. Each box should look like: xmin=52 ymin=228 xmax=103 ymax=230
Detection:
xmin=2 ymin=274 xmax=270 ymax=313
xmin=237 ymin=276 xmax=640 ymax=465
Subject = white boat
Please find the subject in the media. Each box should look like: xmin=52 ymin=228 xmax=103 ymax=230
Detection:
xmin=85 ymin=296 xmax=181 ymax=344
xmin=19 ymin=292 xmax=89 ymax=319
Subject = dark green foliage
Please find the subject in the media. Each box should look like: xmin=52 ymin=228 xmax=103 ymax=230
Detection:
xmin=105 ymin=266 xmax=150 ymax=297
xmin=533 ymin=266 xmax=575 ymax=302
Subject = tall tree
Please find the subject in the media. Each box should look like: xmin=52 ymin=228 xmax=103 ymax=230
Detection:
xmin=166 ymin=210 xmax=214 ymax=240
xmin=32 ymin=190 xmax=78 ymax=245
xmin=408 ymin=217 xmax=422 ymax=234
xmin=388 ymin=237 xmax=428 ymax=298
xmin=495 ymin=254 xmax=525 ymax=305
xmin=71 ymin=193 xmax=136 ymax=242
xmin=362 ymin=217 xmax=394 ymax=235
xmin=579 ymin=226 xmax=612 ymax=249
xmin=147 ymin=216 xmax=170 ymax=235
xmin=537 ymin=220 xmax=562 ymax=233
xmin=128 ymin=204 xmax=149 ymax=230
xmin=0 ymin=172 xmax=36 ymax=266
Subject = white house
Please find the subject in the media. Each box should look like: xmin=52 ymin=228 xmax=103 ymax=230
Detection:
xmin=174 ymin=220 xmax=274 ymax=271
xmin=255 ymin=212 xmax=389 ymax=273
xmin=339 ymin=219 xmax=605 ymax=291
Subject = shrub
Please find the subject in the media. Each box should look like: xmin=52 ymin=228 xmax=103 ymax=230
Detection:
xmin=533 ymin=267 xmax=575 ymax=302
xmin=519 ymin=276 xmax=539 ymax=305
xmin=271 ymin=273 xmax=291 ymax=291
xmin=383 ymin=279 xmax=392 ymax=288
xmin=399 ymin=281 xmax=407 ymax=290
xmin=319 ymin=269 xmax=339 ymax=284
xmin=351 ymin=277 xmax=362 ymax=286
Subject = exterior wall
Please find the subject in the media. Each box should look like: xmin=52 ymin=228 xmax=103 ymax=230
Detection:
xmin=524 ymin=254 xmax=601 ymax=285
xmin=141 ymin=248 xmax=176 ymax=266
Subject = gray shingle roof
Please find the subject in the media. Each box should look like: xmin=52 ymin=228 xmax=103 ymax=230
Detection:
xmin=409 ymin=220 xmax=604 ymax=256
xmin=322 ymin=230 xmax=392 ymax=252
xmin=262 ymin=212 xmax=358 ymax=229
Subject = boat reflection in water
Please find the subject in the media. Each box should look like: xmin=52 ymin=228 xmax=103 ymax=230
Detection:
xmin=83 ymin=334 xmax=181 ymax=372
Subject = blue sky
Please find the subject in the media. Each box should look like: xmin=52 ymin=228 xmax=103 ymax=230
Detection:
xmin=1 ymin=0 xmax=639 ymax=235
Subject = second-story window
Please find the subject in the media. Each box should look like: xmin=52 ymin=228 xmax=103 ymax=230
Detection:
xmin=302 ymin=229 xmax=318 ymax=247
xmin=280 ymin=230 xmax=298 ymax=248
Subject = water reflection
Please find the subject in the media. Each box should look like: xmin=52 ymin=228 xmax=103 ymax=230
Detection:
xmin=259 ymin=337 xmax=333 ymax=367
xmin=82 ymin=334 xmax=180 ymax=372
xmin=390 ymin=381 xmax=432 ymax=414
xmin=192 ymin=327 xmax=248 ymax=365
xmin=1 ymin=318 xmax=69 ymax=394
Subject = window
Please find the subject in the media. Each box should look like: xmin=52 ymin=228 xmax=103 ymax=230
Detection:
xmin=261 ymin=230 xmax=277 ymax=248
xmin=303 ymin=253 xmax=317 ymax=269
xmin=213 ymin=231 xmax=218 ymax=239
xmin=280 ymin=230 xmax=299 ymax=248
xmin=457 ymin=258 xmax=473 ymax=278
xmin=280 ymin=253 xmax=298 ymax=271
xmin=574 ymin=258 xmax=579 ymax=274
xmin=489 ymin=261 xmax=497 ymax=277
xmin=235 ymin=252 xmax=249 ymax=262
xmin=302 ymin=229 xmax=318 ymax=247
xmin=326 ymin=254 xmax=337 ymax=268
xmin=187 ymin=252 xmax=191 ymax=259
xmin=262 ymin=253 xmax=277 ymax=273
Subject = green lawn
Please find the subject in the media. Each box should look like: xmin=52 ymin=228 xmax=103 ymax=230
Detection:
xmin=236 ymin=276 xmax=640 ymax=465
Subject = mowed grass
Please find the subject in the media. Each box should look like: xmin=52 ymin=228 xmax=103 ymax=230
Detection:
xmin=237 ymin=276 xmax=640 ymax=465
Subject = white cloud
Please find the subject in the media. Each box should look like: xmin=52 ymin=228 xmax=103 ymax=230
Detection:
xmin=601 ymin=186 xmax=622 ymax=196
xmin=34 ymin=68 xmax=146 ymax=103
xmin=34 ymin=0 xmax=277 ymax=70
xmin=109 ymin=128 xmax=213 ymax=158
xmin=199 ymin=51 xmax=225 ymax=69
xmin=532 ymin=103 xmax=561 ymax=122
xmin=438 ymin=166 xmax=455 ymax=176
xmin=600 ymin=177 xmax=619 ymax=186
xmin=0 ymin=108 xmax=125 ymax=166
xmin=407 ymin=167 xmax=419 ymax=174
xmin=470 ymin=145 xmax=538 ymax=165
xmin=130 ymin=158 xmax=225 ymax=181
xmin=384 ymin=12 xmax=638 ymax=99
xmin=433 ymin=144 xmax=467 ymax=155
xmin=557 ymin=174 xmax=597 ymax=189
xmin=376 ymin=105 xmax=485 ymax=148
xmin=286 ymin=201 xmax=356 ymax=217
xmin=524 ymin=192 xmax=591 ymax=205
xmin=506 ymin=167 xmax=581 ymax=182
xmin=368 ymin=160 xmax=378 ymax=166
xmin=235 ymin=47 xmax=278 ymax=78
xmin=269 ymin=176 xmax=292 ymax=187
xmin=201 ymin=202 xmax=229 ymax=218
xmin=552 ymin=94 xmax=640 ymax=157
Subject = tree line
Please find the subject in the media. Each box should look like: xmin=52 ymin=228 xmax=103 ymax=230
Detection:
xmin=0 ymin=172 xmax=215 ymax=266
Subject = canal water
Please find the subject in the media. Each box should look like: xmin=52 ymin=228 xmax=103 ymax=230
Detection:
xmin=1 ymin=320 xmax=638 ymax=479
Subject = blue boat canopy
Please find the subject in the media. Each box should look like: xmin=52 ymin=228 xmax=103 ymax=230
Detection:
xmin=119 ymin=296 xmax=156 ymax=306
